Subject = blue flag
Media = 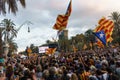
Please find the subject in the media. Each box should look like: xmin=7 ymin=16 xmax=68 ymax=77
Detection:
xmin=94 ymin=30 xmax=106 ymax=45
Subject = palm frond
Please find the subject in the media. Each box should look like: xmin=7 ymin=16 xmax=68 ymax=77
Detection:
xmin=109 ymin=12 xmax=120 ymax=23
xmin=0 ymin=0 xmax=26 ymax=15
xmin=19 ymin=0 xmax=26 ymax=8
xmin=0 ymin=0 xmax=6 ymax=15
xmin=7 ymin=0 xmax=18 ymax=14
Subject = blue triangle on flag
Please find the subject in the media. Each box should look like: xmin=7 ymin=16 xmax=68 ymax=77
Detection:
xmin=94 ymin=30 xmax=106 ymax=45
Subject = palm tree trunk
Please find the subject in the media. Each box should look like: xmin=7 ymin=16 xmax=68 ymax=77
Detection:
xmin=0 ymin=28 xmax=3 ymax=58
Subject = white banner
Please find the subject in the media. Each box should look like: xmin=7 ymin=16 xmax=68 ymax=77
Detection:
xmin=39 ymin=46 xmax=49 ymax=53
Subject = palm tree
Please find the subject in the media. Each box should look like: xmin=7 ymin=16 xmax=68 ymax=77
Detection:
xmin=0 ymin=0 xmax=26 ymax=15
xmin=1 ymin=19 xmax=17 ymax=43
xmin=7 ymin=37 xmax=18 ymax=56
xmin=0 ymin=0 xmax=27 ymax=58
xmin=109 ymin=12 xmax=120 ymax=43
xmin=0 ymin=19 xmax=17 ymax=58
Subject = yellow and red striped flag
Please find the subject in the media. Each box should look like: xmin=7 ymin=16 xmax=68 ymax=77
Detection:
xmin=45 ymin=48 xmax=56 ymax=55
xmin=53 ymin=0 xmax=72 ymax=31
xmin=53 ymin=14 xmax=69 ymax=30
xmin=94 ymin=17 xmax=114 ymax=46
xmin=80 ymin=71 xmax=90 ymax=80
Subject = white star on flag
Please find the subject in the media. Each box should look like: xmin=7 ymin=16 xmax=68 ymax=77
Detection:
xmin=99 ymin=32 xmax=104 ymax=38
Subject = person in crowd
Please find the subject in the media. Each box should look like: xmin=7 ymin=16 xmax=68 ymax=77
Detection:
xmin=106 ymin=67 xmax=119 ymax=80
xmin=115 ymin=60 xmax=120 ymax=80
xmin=36 ymin=64 xmax=42 ymax=79
xmin=1 ymin=46 xmax=120 ymax=80
xmin=6 ymin=64 xmax=14 ymax=80
xmin=42 ymin=70 xmax=49 ymax=80
xmin=70 ymin=73 xmax=78 ymax=80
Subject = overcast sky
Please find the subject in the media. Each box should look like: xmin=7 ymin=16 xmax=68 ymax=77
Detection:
xmin=0 ymin=0 xmax=120 ymax=52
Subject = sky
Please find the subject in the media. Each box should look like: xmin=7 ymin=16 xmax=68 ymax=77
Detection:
xmin=0 ymin=0 xmax=120 ymax=52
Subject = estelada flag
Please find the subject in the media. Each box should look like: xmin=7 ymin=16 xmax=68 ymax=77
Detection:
xmin=94 ymin=30 xmax=106 ymax=46
xmin=94 ymin=17 xmax=114 ymax=46
xmin=96 ymin=38 xmax=104 ymax=48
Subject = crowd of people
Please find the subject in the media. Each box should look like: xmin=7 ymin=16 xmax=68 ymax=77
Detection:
xmin=0 ymin=46 xmax=120 ymax=80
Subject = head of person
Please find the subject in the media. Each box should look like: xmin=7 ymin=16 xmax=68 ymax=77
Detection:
xmin=42 ymin=70 xmax=49 ymax=79
xmin=71 ymin=73 xmax=78 ymax=80
xmin=49 ymin=67 xmax=56 ymax=75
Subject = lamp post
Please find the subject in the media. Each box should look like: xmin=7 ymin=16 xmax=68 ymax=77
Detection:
xmin=17 ymin=21 xmax=33 ymax=32
xmin=0 ymin=20 xmax=32 ymax=58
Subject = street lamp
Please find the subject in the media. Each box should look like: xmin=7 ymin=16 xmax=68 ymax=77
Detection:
xmin=0 ymin=20 xmax=32 ymax=58
xmin=17 ymin=21 xmax=33 ymax=32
